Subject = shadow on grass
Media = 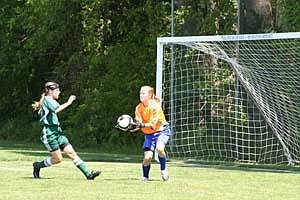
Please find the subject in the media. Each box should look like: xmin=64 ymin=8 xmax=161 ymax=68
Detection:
xmin=174 ymin=159 xmax=300 ymax=174
xmin=0 ymin=142 xmax=142 ymax=163
xmin=22 ymin=177 xmax=55 ymax=180
xmin=4 ymin=142 xmax=300 ymax=174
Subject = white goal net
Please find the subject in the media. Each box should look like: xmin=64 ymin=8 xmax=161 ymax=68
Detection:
xmin=156 ymin=32 xmax=300 ymax=164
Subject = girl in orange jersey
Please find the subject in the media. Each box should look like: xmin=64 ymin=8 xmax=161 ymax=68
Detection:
xmin=132 ymin=85 xmax=172 ymax=181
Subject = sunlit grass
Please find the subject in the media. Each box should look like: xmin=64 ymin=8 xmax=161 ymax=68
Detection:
xmin=1 ymin=144 xmax=300 ymax=200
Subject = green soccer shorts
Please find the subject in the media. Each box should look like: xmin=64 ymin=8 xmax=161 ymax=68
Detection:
xmin=40 ymin=126 xmax=70 ymax=152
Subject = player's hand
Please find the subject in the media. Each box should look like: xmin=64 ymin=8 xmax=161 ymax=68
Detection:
xmin=136 ymin=121 xmax=145 ymax=128
xmin=131 ymin=121 xmax=145 ymax=129
xmin=129 ymin=127 xmax=140 ymax=132
xmin=68 ymin=95 xmax=76 ymax=104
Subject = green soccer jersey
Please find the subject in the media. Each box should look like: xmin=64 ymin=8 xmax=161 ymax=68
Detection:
xmin=39 ymin=96 xmax=60 ymax=126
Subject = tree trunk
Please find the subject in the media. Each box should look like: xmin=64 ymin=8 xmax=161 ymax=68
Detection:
xmin=240 ymin=0 xmax=273 ymax=33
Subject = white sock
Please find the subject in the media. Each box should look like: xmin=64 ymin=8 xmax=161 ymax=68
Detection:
xmin=44 ymin=157 xmax=52 ymax=167
xmin=73 ymin=156 xmax=83 ymax=166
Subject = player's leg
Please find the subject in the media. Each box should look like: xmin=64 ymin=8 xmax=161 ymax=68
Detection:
xmin=156 ymin=127 xmax=172 ymax=181
xmin=156 ymin=141 xmax=169 ymax=181
xmin=62 ymin=142 xmax=100 ymax=180
xmin=62 ymin=144 xmax=90 ymax=177
xmin=33 ymin=132 xmax=62 ymax=178
xmin=33 ymin=149 xmax=62 ymax=178
xmin=142 ymin=150 xmax=153 ymax=181
xmin=53 ymin=127 xmax=100 ymax=180
xmin=141 ymin=134 xmax=156 ymax=181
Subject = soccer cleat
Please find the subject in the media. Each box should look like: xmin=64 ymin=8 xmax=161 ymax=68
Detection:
xmin=161 ymin=170 xmax=169 ymax=181
xmin=141 ymin=177 xmax=149 ymax=182
xmin=87 ymin=170 xmax=101 ymax=180
xmin=33 ymin=162 xmax=40 ymax=178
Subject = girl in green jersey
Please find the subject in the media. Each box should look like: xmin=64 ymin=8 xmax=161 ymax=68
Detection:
xmin=32 ymin=81 xmax=100 ymax=180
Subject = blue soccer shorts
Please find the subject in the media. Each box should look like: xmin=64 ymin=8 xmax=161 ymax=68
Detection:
xmin=143 ymin=127 xmax=172 ymax=151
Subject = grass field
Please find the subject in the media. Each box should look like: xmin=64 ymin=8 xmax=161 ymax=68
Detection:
xmin=1 ymin=144 xmax=300 ymax=200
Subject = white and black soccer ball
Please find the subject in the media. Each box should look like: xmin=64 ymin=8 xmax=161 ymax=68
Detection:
xmin=116 ymin=114 xmax=133 ymax=131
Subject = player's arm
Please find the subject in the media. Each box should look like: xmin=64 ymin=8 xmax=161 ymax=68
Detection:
xmin=55 ymin=95 xmax=76 ymax=113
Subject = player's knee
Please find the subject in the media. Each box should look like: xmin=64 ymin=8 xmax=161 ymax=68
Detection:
xmin=66 ymin=152 xmax=77 ymax=160
xmin=156 ymin=148 xmax=164 ymax=153
xmin=51 ymin=156 xmax=63 ymax=164
xmin=157 ymin=149 xmax=166 ymax=157
xmin=144 ymin=154 xmax=152 ymax=161
xmin=143 ymin=151 xmax=153 ymax=163
xmin=63 ymin=146 xmax=78 ymax=160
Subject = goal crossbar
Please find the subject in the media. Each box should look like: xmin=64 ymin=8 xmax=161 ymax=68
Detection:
xmin=157 ymin=32 xmax=300 ymax=43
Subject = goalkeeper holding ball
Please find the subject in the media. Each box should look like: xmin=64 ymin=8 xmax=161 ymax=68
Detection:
xmin=32 ymin=81 xmax=100 ymax=180
xmin=132 ymin=85 xmax=172 ymax=181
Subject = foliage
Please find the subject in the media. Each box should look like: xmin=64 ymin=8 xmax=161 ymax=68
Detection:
xmin=0 ymin=117 xmax=40 ymax=143
xmin=280 ymin=0 xmax=300 ymax=31
xmin=174 ymin=0 xmax=237 ymax=35
xmin=0 ymin=0 xmax=298 ymax=148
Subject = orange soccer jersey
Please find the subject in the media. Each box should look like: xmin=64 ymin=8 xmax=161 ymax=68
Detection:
xmin=135 ymin=99 xmax=167 ymax=134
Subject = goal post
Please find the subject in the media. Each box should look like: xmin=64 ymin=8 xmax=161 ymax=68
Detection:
xmin=156 ymin=32 xmax=300 ymax=165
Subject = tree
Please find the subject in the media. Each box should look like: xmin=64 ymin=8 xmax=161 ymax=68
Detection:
xmin=280 ymin=0 xmax=300 ymax=31
xmin=173 ymin=0 xmax=236 ymax=36
xmin=240 ymin=0 xmax=276 ymax=33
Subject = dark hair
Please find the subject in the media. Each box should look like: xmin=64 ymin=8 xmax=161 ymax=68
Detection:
xmin=45 ymin=82 xmax=59 ymax=91
xmin=32 ymin=81 xmax=59 ymax=111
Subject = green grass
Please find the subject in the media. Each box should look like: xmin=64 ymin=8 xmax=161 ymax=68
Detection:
xmin=1 ymin=144 xmax=300 ymax=200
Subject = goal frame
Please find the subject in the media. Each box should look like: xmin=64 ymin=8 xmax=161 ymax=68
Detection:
xmin=156 ymin=32 xmax=300 ymax=164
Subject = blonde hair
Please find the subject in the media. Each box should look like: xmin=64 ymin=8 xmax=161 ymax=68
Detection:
xmin=32 ymin=81 xmax=59 ymax=111
xmin=141 ymin=85 xmax=161 ymax=102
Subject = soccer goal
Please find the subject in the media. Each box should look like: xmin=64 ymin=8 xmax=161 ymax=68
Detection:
xmin=156 ymin=32 xmax=300 ymax=165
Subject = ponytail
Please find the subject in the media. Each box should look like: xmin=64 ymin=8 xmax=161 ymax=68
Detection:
xmin=32 ymin=93 xmax=45 ymax=111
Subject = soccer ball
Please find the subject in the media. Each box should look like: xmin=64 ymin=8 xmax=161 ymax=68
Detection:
xmin=116 ymin=114 xmax=133 ymax=131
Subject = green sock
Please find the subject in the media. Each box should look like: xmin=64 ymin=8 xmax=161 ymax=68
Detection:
xmin=73 ymin=157 xmax=91 ymax=177
xmin=37 ymin=157 xmax=52 ymax=168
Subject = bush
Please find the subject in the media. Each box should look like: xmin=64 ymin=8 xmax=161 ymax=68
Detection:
xmin=0 ymin=117 xmax=41 ymax=144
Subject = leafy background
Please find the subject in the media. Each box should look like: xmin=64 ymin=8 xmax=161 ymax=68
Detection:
xmin=0 ymin=0 xmax=299 ymax=151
